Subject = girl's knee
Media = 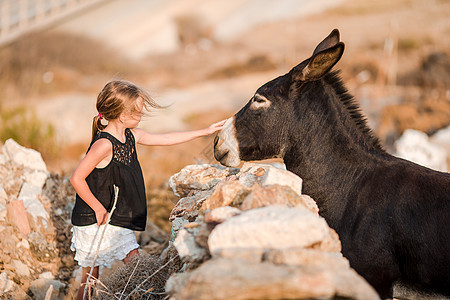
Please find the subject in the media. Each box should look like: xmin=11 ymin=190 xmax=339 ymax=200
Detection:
xmin=124 ymin=248 xmax=139 ymax=264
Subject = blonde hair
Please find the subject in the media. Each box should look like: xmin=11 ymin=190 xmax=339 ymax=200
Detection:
xmin=92 ymin=80 xmax=163 ymax=141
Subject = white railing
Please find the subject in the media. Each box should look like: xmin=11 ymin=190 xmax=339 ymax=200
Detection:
xmin=0 ymin=0 xmax=110 ymax=45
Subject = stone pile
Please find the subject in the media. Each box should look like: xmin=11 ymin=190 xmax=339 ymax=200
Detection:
xmin=394 ymin=127 xmax=450 ymax=172
xmin=0 ymin=139 xmax=74 ymax=299
xmin=165 ymin=163 xmax=380 ymax=300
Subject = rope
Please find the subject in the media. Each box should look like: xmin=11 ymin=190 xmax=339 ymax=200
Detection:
xmin=82 ymin=185 xmax=120 ymax=300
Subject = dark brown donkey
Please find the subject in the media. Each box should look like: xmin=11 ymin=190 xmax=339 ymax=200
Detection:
xmin=214 ymin=29 xmax=450 ymax=299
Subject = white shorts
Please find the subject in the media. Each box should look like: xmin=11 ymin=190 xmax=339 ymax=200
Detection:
xmin=71 ymin=224 xmax=139 ymax=268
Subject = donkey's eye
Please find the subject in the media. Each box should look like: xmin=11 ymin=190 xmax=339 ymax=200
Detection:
xmin=250 ymin=94 xmax=271 ymax=110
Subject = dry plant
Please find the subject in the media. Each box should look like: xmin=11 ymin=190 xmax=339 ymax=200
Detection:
xmin=93 ymin=251 xmax=181 ymax=300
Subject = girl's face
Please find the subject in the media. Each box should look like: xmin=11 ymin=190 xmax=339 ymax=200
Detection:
xmin=121 ymin=97 xmax=144 ymax=128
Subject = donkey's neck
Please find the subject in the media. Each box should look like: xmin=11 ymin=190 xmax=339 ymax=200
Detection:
xmin=283 ymin=76 xmax=387 ymax=227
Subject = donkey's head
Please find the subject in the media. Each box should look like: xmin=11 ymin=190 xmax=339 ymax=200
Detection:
xmin=214 ymin=29 xmax=345 ymax=167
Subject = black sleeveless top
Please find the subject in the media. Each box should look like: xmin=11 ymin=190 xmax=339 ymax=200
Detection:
xmin=71 ymin=128 xmax=147 ymax=231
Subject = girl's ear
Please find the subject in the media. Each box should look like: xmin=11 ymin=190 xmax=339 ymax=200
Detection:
xmin=118 ymin=112 xmax=126 ymax=123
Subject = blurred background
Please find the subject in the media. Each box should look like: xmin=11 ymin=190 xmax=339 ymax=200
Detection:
xmin=1 ymin=0 xmax=449 ymax=230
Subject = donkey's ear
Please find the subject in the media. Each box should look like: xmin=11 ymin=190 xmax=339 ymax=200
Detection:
xmin=312 ymin=29 xmax=340 ymax=56
xmin=295 ymin=42 xmax=344 ymax=81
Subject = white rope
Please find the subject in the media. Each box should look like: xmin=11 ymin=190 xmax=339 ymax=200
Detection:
xmin=83 ymin=185 xmax=120 ymax=300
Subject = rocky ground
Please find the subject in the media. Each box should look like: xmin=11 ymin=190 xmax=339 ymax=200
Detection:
xmin=0 ymin=140 xmax=171 ymax=299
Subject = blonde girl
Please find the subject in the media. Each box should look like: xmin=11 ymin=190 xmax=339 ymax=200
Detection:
xmin=70 ymin=80 xmax=225 ymax=299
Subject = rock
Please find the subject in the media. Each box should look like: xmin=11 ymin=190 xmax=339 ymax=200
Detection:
xmin=0 ymin=272 xmax=17 ymax=293
xmin=394 ymin=129 xmax=447 ymax=172
xmin=264 ymin=248 xmax=379 ymax=299
xmin=237 ymin=162 xmax=268 ymax=186
xmin=261 ymin=166 xmax=303 ymax=196
xmin=430 ymin=125 xmax=450 ymax=148
xmin=166 ymin=163 xmax=378 ymax=299
xmin=240 ymin=161 xmax=286 ymax=173
xmin=62 ymin=255 xmax=75 ymax=268
xmin=39 ymin=272 xmax=54 ymax=280
xmin=2 ymin=139 xmax=47 ymax=172
xmin=17 ymin=239 xmax=30 ymax=250
xmin=18 ymin=182 xmax=50 ymax=232
xmin=23 ymin=170 xmax=48 ymax=190
xmin=6 ymin=199 xmax=31 ymax=235
xmin=28 ymin=232 xmax=57 ymax=262
xmin=208 ymin=205 xmax=331 ymax=257
xmin=170 ymin=217 xmax=190 ymax=239
xmin=193 ymin=223 xmax=212 ymax=250
xmin=201 ymin=179 xmax=251 ymax=210
xmin=0 ymin=186 xmax=7 ymax=204
xmin=0 ymin=203 xmax=6 ymax=222
xmin=314 ymin=227 xmax=342 ymax=252
xmin=204 ymin=206 xmax=242 ymax=224
xmin=297 ymin=194 xmax=320 ymax=214
xmin=169 ymin=190 xmax=212 ymax=222
xmin=166 ymin=257 xmax=379 ymax=300
xmin=12 ymin=259 xmax=31 ymax=277
xmin=169 ymin=164 xmax=239 ymax=197
xmin=29 ymin=278 xmax=65 ymax=300
xmin=240 ymin=184 xmax=314 ymax=212
xmin=173 ymin=228 xmax=209 ymax=268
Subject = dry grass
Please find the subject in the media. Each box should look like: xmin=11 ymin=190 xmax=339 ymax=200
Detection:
xmin=94 ymin=251 xmax=181 ymax=300
xmin=0 ymin=104 xmax=59 ymax=159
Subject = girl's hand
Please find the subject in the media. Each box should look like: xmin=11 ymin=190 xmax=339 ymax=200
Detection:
xmin=95 ymin=207 xmax=109 ymax=226
xmin=206 ymin=119 xmax=227 ymax=135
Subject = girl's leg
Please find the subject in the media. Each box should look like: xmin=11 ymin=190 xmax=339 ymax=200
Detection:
xmin=123 ymin=248 xmax=139 ymax=264
xmin=77 ymin=266 xmax=99 ymax=300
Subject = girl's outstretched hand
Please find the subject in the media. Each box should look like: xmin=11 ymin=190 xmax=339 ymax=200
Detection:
xmin=206 ymin=119 xmax=227 ymax=135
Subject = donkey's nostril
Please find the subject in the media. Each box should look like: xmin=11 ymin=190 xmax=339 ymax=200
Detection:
xmin=214 ymin=135 xmax=219 ymax=147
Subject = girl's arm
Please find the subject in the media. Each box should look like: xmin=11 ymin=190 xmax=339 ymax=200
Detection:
xmin=133 ymin=119 xmax=226 ymax=146
xmin=70 ymin=139 xmax=112 ymax=225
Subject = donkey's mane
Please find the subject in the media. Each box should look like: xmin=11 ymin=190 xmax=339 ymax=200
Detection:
xmin=325 ymin=71 xmax=384 ymax=151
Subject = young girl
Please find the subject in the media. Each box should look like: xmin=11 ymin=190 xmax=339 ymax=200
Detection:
xmin=70 ymin=80 xmax=225 ymax=299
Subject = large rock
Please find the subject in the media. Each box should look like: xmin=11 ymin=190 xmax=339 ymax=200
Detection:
xmin=201 ymin=179 xmax=251 ymax=210
xmin=28 ymin=232 xmax=57 ymax=262
xmin=166 ymin=163 xmax=376 ymax=299
xmin=208 ymin=205 xmax=335 ymax=257
xmin=6 ymin=200 xmax=31 ymax=235
xmin=173 ymin=228 xmax=209 ymax=263
xmin=394 ymin=129 xmax=447 ymax=172
xmin=2 ymin=139 xmax=47 ymax=172
xmin=240 ymin=184 xmax=318 ymax=213
xmin=260 ymin=166 xmax=302 ymax=195
xmin=166 ymin=257 xmax=379 ymax=300
xmin=18 ymin=183 xmax=50 ymax=232
xmin=204 ymin=206 xmax=242 ymax=224
xmin=169 ymin=164 xmax=239 ymax=197
xmin=169 ymin=190 xmax=212 ymax=222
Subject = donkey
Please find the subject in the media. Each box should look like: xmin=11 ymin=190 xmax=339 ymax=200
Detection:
xmin=214 ymin=29 xmax=450 ymax=298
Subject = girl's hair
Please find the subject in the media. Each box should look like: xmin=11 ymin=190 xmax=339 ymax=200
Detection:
xmin=92 ymin=80 xmax=163 ymax=141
